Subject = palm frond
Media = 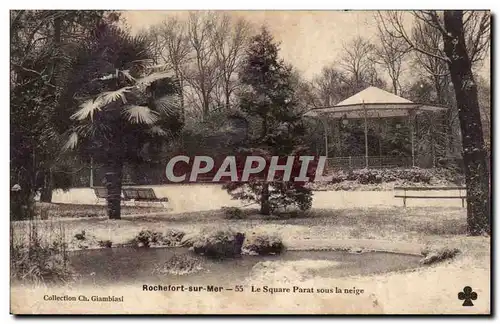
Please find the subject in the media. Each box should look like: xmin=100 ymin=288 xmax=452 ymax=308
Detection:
xmin=70 ymin=86 xmax=132 ymax=121
xmin=121 ymin=70 xmax=136 ymax=82
xmin=100 ymin=87 xmax=132 ymax=105
xmin=135 ymin=71 xmax=174 ymax=88
xmin=154 ymin=95 xmax=181 ymax=116
xmin=130 ymin=59 xmax=155 ymax=65
xmin=70 ymin=98 xmax=103 ymax=121
xmin=122 ymin=105 xmax=159 ymax=125
xmin=62 ymin=132 xmax=78 ymax=151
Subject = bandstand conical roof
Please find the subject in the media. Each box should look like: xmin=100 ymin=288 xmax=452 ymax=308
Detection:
xmin=306 ymin=86 xmax=447 ymax=119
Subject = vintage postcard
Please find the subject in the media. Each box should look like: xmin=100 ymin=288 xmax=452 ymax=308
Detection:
xmin=10 ymin=9 xmax=491 ymax=315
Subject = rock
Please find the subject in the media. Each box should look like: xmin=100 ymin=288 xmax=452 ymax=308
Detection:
xmin=191 ymin=229 xmax=246 ymax=258
xmin=74 ymin=230 xmax=86 ymax=240
xmin=243 ymin=233 xmax=284 ymax=255
xmin=180 ymin=232 xmax=198 ymax=247
xmin=98 ymin=240 xmax=112 ymax=248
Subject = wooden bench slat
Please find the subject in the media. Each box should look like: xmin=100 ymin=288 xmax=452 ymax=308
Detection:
xmin=94 ymin=187 xmax=168 ymax=204
xmin=94 ymin=188 xmax=108 ymax=198
xmin=138 ymin=189 xmax=155 ymax=200
xmin=123 ymin=189 xmax=138 ymax=200
xmin=122 ymin=188 xmax=168 ymax=202
xmin=394 ymin=186 xmax=466 ymax=191
xmin=394 ymin=186 xmax=467 ymax=208
xmin=94 ymin=188 xmax=131 ymax=201
xmin=394 ymin=195 xmax=466 ymax=199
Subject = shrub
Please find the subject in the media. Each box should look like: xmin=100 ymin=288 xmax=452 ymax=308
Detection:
xmin=396 ymin=168 xmax=432 ymax=183
xmin=192 ymin=227 xmax=245 ymax=258
xmin=153 ymin=254 xmax=202 ymax=275
xmin=133 ymin=230 xmax=164 ymax=248
xmin=98 ymin=240 xmax=113 ymax=248
xmin=355 ymin=169 xmax=383 ymax=184
xmin=420 ymin=246 xmax=461 ymax=265
xmin=330 ymin=170 xmax=349 ymax=184
xmin=224 ymin=180 xmax=313 ymax=215
xmin=222 ymin=207 xmax=245 ymax=219
xmin=163 ymin=229 xmax=185 ymax=247
xmin=10 ymin=221 xmax=74 ymax=284
xmin=329 ymin=168 xmax=434 ymax=185
xmin=243 ymin=233 xmax=285 ymax=255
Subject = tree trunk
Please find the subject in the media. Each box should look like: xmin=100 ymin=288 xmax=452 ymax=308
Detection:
xmin=105 ymin=161 xmax=123 ymax=220
xmin=443 ymin=11 xmax=490 ymax=235
xmin=38 ymin=14 xmax=62 ymax=205
xmin=39 ymin=169 xmax=53 ymax=202
xmin=179 ymin=87 xmax=185 ymax=124
xmin=392 ymin=79 xmax=398 ymax=95
xmin=175 ymin=71 xmax=185 ymax=124
xmin=433 ymin=75 xmax=443 ymax=104
xmin=225 ymin=84 xmax=231 ymax=110
xmin=260 ymin=182 xmax=270 ymax=215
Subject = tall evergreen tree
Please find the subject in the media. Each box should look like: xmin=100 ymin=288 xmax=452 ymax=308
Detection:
xmin=224 ymin=27 xmax=313 ymax=215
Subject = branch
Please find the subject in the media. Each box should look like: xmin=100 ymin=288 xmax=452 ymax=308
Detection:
xmin=11 ymin=63 xmax=56 ymax=88
xmin=466 ymin=11 xmax=491 ymax=65
xmin=384 ymin=11 xmax=450 ymax=63
xmin=418 ymin=11 xmax=449 ymax=39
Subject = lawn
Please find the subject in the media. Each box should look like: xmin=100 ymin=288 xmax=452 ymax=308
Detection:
xmin=35 ymin=202 xmax=165 ymax=218
xmin=24 ymin=204 xmax=471 ymax=247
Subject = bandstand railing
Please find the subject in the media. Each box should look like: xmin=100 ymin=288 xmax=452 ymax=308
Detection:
xmin=326 ymin=155 xmax=412 ymax=170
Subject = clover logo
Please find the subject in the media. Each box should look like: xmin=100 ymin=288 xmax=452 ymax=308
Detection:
xmin=458 ymin=286 xmax=477 ymax=306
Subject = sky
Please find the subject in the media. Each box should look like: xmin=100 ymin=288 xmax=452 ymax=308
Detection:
xmin=122 ymin=10 xmax=490 ymax=82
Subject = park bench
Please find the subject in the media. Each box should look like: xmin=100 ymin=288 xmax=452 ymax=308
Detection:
xmin=394 ymin=186 xmax=467 ymax=208
xmin=122 ymin=187 xmax=169 ymax=207
xmin=93 ymin=187 xmax=109 ymax=205
xmin=93 ymin=187 xmax=130 ymax=205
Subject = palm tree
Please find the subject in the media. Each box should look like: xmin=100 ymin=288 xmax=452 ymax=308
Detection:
xmin=60 ymin=23 xmax=182 ymax=219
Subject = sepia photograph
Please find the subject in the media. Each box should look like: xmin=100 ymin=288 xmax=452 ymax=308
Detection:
xmin=9 ymin=8 xmax=491 ymax=315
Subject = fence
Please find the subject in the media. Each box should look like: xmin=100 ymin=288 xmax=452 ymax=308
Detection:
xmin=326 ymin=156 xmax=412 ymax=170
xmin=61 ymin=155 xmax=465 ymax=187
xmin=61 ymin=163 xmax=166 ymax=188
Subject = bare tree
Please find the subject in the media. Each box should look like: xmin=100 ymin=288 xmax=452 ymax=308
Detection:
xmin=373 ymin=13 xmax=410 ymax=94
xmin=212 ymin=14 xmax=251 ymax=110
xmin=405 ymin=19 xmax=457 ymax=158
xmin=411 ymin=18 xmax=450 ymax=103
xmin=382 ymin=10 xmax=490 ymax=235
xmin=144 ymin=17 xmax=192 ymax=120
xmin=185 ymin=11 xmax=221 ymax=120
xmin=339 ymin=36 xmax=378 ymax=91
xmin=476 ymin=76 xmax=491 ymax=153
xmin=311 ymin=67 xmax=351 ymax=107
xmin=139 ymin=26 xmax=163 ymax=65
xmin=158 ymin=17 xmax=191 ymax=118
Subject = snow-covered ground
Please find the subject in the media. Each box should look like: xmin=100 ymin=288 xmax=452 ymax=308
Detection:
xmin=51 ymin=184 xmax=467 ymax=212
